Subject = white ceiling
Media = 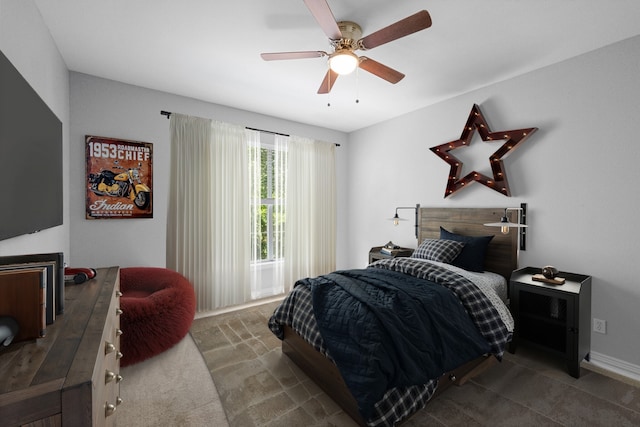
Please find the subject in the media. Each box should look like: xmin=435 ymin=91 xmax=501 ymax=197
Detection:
xmin=35 ymin=0 xmax=640 ymax=133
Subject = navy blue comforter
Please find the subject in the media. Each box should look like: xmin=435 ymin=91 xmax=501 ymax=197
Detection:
xmin=301 ymin=268 xmax=491 ymax=419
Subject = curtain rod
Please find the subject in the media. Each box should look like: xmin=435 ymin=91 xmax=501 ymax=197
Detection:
xmin=160 ymin=110 xmax=340 ymax=146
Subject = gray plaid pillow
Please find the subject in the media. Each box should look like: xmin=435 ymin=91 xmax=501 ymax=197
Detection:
xmin=411 ymin=239 xmax=465 ymax=263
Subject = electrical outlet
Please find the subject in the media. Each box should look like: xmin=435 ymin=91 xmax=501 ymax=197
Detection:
xmin=593 ymin=318 xmax=607 ymax=334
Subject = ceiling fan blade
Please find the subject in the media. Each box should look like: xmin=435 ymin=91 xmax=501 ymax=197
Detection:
xmin=303 ymin=0 xmax=342 ymax=40
xmin=358 ymin=57 xmax=405 ymax=84
xmin=317 ymin=69 xmax=339 ymax=94
xmin=261 ymin=51 xmax=327 ymax=61
xmin=359 ymin=10 xmax=432 ymax=50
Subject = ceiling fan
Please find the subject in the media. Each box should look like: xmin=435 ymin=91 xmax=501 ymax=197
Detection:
xmin=260 ymin=0 xmax=432 ymax=94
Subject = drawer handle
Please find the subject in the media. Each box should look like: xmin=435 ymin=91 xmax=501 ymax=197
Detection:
xmin=116 ymin=329 xmax=123 ymax=337
xmin=116 ymin=308 xmax=123 ymax=316
xmin=116 ymin=396 xmax=123 ymax=406
xmin=105 ymin=342 xmax=116 ymax=354
xmin=105 ymin=403 xmax=116 ymax=417
xmin=105 ymin=370 xmax=116 ymax=383
xmin=449 ymin=373 xmax=457 ymax=382
xmin=116 ymin=374 xmax=123 ymax=383
xmin=116 ymin=290 xmax=123 ymax=297
xmin=116 ymin=351 xmax=123 ymax=360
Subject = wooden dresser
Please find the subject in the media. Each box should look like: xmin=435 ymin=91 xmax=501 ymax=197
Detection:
xmin=0 ymin=267 xmax=123 ymax=426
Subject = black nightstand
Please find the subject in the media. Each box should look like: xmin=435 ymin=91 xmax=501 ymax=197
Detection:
xmin=509 ymin=266 xmax=592 ymax=378
xmin=368 ymin=246 xmax=414 ymax=264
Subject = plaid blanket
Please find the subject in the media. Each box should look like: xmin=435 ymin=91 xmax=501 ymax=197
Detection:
xmin=268 ymin=258 xmax=512 ymax=426
xmin=369 ymin=258 xmax=512 ymax=359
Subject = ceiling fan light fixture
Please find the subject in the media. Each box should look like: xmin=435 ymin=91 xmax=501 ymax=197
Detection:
xmin=328 ymin=50 xmax=359 ymax=75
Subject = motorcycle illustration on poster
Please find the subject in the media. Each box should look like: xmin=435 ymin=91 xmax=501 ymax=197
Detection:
xmin=85 ymin=136 xmax=153 ymax=219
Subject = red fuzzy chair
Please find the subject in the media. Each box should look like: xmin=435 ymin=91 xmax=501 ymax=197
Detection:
xmin=119 ymin=267 xmax=196 ymax=367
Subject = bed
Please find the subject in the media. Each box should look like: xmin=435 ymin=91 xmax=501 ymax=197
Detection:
xmin=268 ymin=207 xmax=518 ymax=426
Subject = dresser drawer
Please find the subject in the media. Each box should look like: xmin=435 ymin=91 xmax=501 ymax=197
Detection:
xmin=93 ymin=275 xmax=122 ymax=426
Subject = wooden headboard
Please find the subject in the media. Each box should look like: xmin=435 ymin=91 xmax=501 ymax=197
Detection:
xmin=417 ymin=207 xmax=518 ymax=281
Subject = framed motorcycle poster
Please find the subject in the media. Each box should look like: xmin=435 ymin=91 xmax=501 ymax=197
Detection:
xmin=85 ymin=135 xmax=153 ymax=219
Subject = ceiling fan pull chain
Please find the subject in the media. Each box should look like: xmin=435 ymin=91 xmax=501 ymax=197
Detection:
xmin=327 ymin=64 xmax=332 ymax=107
xmin=355 ymin=66 xmax=360 ymax=104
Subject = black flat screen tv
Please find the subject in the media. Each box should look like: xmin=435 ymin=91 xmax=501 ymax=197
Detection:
xmin=0 ymin=50 xmax=63 ymax=241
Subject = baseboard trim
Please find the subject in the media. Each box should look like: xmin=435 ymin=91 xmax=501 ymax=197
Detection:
xmin=583 ymin=351 xmax=640 ymax=386
xmin=194 ymin=295 xmax=285 ymax=319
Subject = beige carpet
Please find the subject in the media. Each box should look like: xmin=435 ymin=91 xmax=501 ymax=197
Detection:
xmin=116 ymin=332 xmax=228 ymax=426
xmin=190 ymin=300 xmax=640 ymax=427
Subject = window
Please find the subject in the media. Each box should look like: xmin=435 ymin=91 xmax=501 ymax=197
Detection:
xmin=249 ymin=133 xmax=287 ymax=298
xmin=250 ymin=143 xmax=286 ymax=262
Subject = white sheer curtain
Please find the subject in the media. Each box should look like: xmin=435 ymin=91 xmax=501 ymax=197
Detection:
xmin=167 ymin=114 xmax=250 ymax=311
xmin=284 ymin=135 xmax=336 ymax=291
xmin=167 ymin=114 xmax=213 ymax=309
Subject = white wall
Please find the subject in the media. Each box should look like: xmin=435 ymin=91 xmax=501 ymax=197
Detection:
xmin=347 ymin=35 xmax=640 ymax=378
xmin=69 ymin=73 xmax=349 ymax=269
xmin=0 ymin=0 xmax=70 ymax=257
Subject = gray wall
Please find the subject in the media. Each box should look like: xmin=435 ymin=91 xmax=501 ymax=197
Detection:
xmin=68 ymin=73 xmax=349 ymax=269
xmin=347 ymin=35 xmax=640 ymax=379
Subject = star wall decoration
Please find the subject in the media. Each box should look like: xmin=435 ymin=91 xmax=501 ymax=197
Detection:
xmin=430 ymin=104 xmax=537 ymax=198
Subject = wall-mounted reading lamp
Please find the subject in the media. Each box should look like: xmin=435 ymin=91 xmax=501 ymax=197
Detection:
xmin=389 ymin=203 xmax=420 ymax=239
xmin=484 ymin=202 xmax=528 ymax=250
